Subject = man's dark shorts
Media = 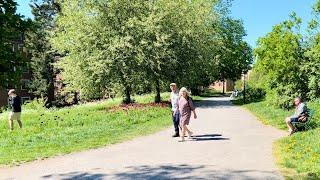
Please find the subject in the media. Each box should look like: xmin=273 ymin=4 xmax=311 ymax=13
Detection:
xmin=290 ymin=117 xmax=299 ymax=123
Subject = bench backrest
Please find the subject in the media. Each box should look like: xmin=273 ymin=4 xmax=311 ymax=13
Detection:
xmin=308 ymin=109 xmax=315 ymax=121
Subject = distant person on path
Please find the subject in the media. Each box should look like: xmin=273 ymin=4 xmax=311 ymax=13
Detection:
xmin=175 ymin=87 xmax=197 ymax=142
xmin=285 ymin=97 xmax=307 ymax=135
xmin=169 ymin=83 xmax=180 ymax=137
xmin=8 ymin=89 xmax=23 ymax=130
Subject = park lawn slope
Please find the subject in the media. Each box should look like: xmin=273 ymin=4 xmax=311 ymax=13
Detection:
xmin=242 ymin=100 xmax=320 ymax=179
xmin=0 ymin=93 xmax=175 ymax=166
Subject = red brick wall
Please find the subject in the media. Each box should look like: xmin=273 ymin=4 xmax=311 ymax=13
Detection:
xmin=210 ymin=80 xmax=235 ymax=92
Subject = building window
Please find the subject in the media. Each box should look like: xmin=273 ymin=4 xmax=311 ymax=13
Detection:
xmin=21 ymin=79 xmax=31 ymax=90
xmin=18 ymin=43 xmax=24 ymax=52
xmin=6 ymin=81 xmax=17 ymax=90
xmin=21 ymin=64 xmax=30 ymax=73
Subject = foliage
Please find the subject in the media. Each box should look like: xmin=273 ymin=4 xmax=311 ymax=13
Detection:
xmin=234 ymin=79 xmax=243 ymax=91
xmin=303 ymin=0 xmax=320 ymax=101
xmin=245 ymin=86 xmax=266 ymax=103
xmin=253 ymin=13 xmax=307 ymax=109
xmin=0 ymin=0 xmax=31 ymax=87
xmin=51 ymin=0 xmax=250 ymax=103
xmin=251 ymin=0 xmax=320 ymax=109
xmin=215 ymin=18 xmax=252 ymax=83
xmin=23 ymin=98 xmax=47 ymax=112
xmin=26 ymin=0 xmax=60 ymax=106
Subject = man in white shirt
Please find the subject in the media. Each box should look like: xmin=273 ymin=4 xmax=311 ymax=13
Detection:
xmin=285 ymin=97 xmax=308 ymax=135
xmin=169 ymin=83 xmax=180 ymax=137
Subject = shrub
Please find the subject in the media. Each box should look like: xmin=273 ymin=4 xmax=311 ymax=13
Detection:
xmin=245 ymin=86 xmax=266 ymax=103
xmin=235 ymin=79 xmax=243 ymax=91
xmin=23 ymin=98 xmax=47 ymax=111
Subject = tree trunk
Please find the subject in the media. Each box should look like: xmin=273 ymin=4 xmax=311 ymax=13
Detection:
xmin=190 ymin=87 xmax=200 ymax=96
xmin=46 ymin=65 xmax=55 ymax=107
xmin=222 ymin=80 xmax=225 ymax=94
xmin=124 ymin=86 xmax=131 ymax=104
xmin=46 ymin=80 xmax=55 ymax=107
xmin=155 ymin=79 xmax=161 ymax=103
xmin=73 ymin=91 xmax=79 ymax=104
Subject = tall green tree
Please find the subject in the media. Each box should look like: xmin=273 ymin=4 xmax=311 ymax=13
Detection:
xmin=26 ymin=0 xmax=60 ymax=106
xmin=51 ymin=0 xmax=250 ymax=103
xmin=253 ymin=13 xmax=307 ymax=108
xmin=140 ymin=0 xmax=219 ymax=99
xmin=52 ymin=0 xmax=108 ymax=100
xmin=304 ymin=0 xmax=320 ymax=100
xmin=0 ymin=0 xmax=30 ymax=87
xmin=215 ymin=18 xmax=252 ymax=94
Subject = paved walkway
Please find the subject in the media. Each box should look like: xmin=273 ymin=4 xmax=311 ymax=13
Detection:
xmin=0 ymin=97 xmax=286 ymax=180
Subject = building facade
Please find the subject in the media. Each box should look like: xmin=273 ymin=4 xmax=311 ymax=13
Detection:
xmin=210 ymin=79 xmax=235 ymax=92
xmin=0 ymin=34 xmax=33 ymax=108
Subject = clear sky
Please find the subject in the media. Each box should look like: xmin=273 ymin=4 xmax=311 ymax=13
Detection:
xmin=16 ymin=0 xmax=316 ymax=47
xmin=16 ymin=0 xmax=33 ymax=19
xmin=230 ymin=0 xmax=316 ymax=47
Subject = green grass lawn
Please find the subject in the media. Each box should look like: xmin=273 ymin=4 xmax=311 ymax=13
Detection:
xmin=200 ymin=89 xmax=231 ymax=97
xmin=241 ymin=100 xmax=320 ymax=179
xmin=0 ymin=93 xmax=178 ymax=166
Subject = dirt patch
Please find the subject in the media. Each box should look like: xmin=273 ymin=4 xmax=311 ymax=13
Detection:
xmin=108 ymin=102 xmax=170 ymax=113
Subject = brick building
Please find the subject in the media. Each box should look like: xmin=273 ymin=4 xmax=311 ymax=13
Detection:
xmin=210 ymin=79 xmax=235 ymax=92
xmin=0 ymin=34 xmax=33 ymax=108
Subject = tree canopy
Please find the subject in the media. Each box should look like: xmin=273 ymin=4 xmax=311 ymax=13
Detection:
xmin=26 ymin=0 xmax=60 ymax=106
xmin=48 ymin=0 xmax=250 ymax=103
xmin=0 ymin=0 xmax=30 ymax=87
xmin=251 ymin=2 xmax=320 ymax=108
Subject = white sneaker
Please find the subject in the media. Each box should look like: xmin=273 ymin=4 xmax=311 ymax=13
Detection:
xmin=188 ymin=131 xmax=193 ymax=138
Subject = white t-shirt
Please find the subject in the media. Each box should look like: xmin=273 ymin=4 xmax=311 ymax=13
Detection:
xmin=170 ymin=91 xmax=179 ymax=111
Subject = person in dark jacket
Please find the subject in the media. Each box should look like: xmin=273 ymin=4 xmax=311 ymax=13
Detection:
xmin=8 ymin=89 xmax=23 ymax=130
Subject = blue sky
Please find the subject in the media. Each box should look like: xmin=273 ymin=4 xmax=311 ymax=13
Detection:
xmin=16 ymin=0 xmax=316 ymax=47
xmin=231 ymin=0 xmax=315 ymax=47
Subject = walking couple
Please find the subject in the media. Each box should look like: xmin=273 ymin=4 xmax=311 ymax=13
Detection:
xmin=169 ymin=83 xmax=197 ymax=142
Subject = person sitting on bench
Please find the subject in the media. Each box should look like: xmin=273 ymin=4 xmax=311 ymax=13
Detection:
xmin=285 ymin=97 xmax=307 ymax=136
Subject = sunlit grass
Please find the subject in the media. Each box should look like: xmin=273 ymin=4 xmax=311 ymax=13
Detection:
xmin=0 ymin=93 xmax=173 ymax=165
xmin=239 ymin=100 xmax=320 ymax=179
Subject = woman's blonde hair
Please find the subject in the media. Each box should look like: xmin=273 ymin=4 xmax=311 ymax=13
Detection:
xmin=179 ymin=87 xmax=191 ymax=97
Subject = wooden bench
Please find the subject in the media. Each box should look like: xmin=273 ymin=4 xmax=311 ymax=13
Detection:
xmin=292 ymin=109 xmax=315 ymax=131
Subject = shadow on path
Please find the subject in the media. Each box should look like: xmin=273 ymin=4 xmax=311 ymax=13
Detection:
xmin=109 ymin=164 xmax=281 ymax=179
xmin=42 ymin=172 xmax=105 ymax=180
xmin=195 ymin=98 xmax=233 ymax=109
xmin=45 ymin=164 xmax=281 ymax=180
xmin=189 ymin=134 xmax=230 ymax=141
xmin=192 ymin=134 xmax=222 ymax=138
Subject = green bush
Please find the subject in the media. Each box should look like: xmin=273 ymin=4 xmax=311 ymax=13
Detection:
xmin=245 ymin=86 xmax=266 ymax=102
xmin=235 ymin=79 xmax=243 ymax=91
xmin=23 ymin=98 xmax=47 ymax=112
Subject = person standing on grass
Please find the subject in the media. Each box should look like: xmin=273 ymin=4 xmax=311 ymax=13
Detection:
xmin=169 ymin=83 xmax=180 ymax=137
xmin=285 ymin=97 xmax=307 ymax=136
xmin=175 ymin=87 xmax=197 ymax=142
xmin=8 ymin=89 xmax=23 ymax=130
